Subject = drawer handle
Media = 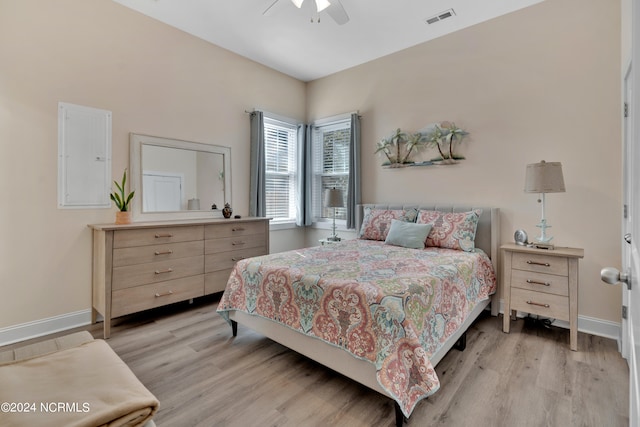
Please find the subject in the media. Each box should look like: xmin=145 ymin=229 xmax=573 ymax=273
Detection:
xmin=154 ymin=268 xmax=173 ymax=274
xmin=232 ymin=227 xmax=245 ymax=232
xmin=232 ymin=241 xmax=246 ymax=246
xmin=526 ymin=300 xmax=550 ymax=308
xmin=155 ymin=290 xmax=174 ymax=297
xmin=155 ymin=233 xmax=173 ymax=238
xmin=526 ymin=260 xmax=551 ymax=267
xmin=526 ymin=279 xmax=550 ymax=286
xmin=154 ymin=250 xmax=173 ymax=255
xmin=231 ymin=257 xmax=245 ymax=262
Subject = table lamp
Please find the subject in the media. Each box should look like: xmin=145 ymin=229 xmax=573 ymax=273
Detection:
xmin=324 ymin=187 xmax=344 ymax=241
xmin=524 ymin=160 xmax=565 ymax=246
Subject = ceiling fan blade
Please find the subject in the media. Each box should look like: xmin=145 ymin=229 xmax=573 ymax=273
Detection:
xmin=326 ymin=0 xmax=349 ymax=25
xmin=315 ymin=0 xmax=331 ymax=12
xmin=263 ymin=0 xmax=282 ymax=16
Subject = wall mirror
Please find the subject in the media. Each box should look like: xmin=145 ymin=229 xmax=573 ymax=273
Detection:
xmin=129 ymin=133 xmax=231 ymax=221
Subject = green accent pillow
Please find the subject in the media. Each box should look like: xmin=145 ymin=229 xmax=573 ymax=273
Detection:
xmin=384 ymin=219 xmax=433 ymax=249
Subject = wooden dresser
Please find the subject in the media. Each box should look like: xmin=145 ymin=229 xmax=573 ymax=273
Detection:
xmin=90 ymin=218 xmax=269 ymax=338
xmin=501 ymin=243 xmax=584 ymax=351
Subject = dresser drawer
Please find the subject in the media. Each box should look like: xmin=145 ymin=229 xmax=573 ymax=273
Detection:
xmin=205 ymin=221 xmax=266 ymax=239
xmin=111 ymin=275 xmax=204 ymax=318
xmin=205 ymin=269 xmax=233 ymax=294
xmin=205 ymin=247 xmax=267 ymax=272
xmin=114 ymin=226 xmax=204 ymax=248
xmin=113 ymin=241 xmax=204 ymax=267
xmin=511 ymin=269 xmax=569 ymax=296
xmin=204 ymin=234 xmax=266 ymax=254
xmin=112 ymin=256 xmax=204 ymax=290
xmin=510 ymin=287 xmax=569 ymax=321
xmin=511 ymin=252 xmax=568 ymax=276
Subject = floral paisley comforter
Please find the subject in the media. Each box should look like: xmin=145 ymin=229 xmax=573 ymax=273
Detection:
xmin=217 ymin=239 xmax=496 ymax=417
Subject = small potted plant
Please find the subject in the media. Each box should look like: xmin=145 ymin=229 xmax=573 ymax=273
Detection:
xmin=110 ymin=169 xmax=135 ymax=224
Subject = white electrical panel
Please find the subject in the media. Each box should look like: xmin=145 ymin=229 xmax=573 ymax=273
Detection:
xmin=58 ymin=102 xmax=112 ymax=209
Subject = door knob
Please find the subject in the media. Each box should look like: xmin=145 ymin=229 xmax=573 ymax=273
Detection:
xmin=624 ymin=233 xmax=632 ymax=244
xmin=600 ymin=267 xmax=631 ymax=290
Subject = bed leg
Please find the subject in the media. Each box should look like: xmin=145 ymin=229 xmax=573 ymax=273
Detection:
xmin=231 ymin=320 xmax=238 ymax=337
xmin=453 ymin=331 xmax=467 ymax=351
xmin=394 ymin=401 xmax=406 ymax=426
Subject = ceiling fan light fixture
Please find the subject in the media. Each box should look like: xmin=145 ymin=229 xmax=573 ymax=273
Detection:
xmin=291 ymin=0 xmax=304 ymax=8
xmin=315 ymin=0 xmax=331 ymax=12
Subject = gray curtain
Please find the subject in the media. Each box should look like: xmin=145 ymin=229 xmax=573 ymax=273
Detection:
xmin=296 ymin=123 xmax=313 ymax=226
xmin=249 ymin=111 xmax=266 ymax=217
xmin=347 ymin=113 xmax=361 ymax=229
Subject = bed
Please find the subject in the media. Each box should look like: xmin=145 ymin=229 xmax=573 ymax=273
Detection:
xmin=217 ymin=204 xmax=500 ymax=425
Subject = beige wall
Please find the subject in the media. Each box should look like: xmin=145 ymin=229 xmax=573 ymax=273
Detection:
xmin=0 ymin=0 xmax=305 ymax=329
xmin=0 ymin=0 xmax=623 ymax=333
xmin=622 ymin=0 xmax=631 ymax=67
xmin=307 ymin=0 xmax=622 ymax=322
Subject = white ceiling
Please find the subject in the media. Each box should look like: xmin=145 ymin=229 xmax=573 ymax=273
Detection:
xmin=112 ymin=0 xmax=543 ymax=82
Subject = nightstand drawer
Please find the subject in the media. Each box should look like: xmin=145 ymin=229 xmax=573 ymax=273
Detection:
xmin=511 ymin=269 xmax=569 ymax=296
xmin=512 ymin=252 xmax=568 ymax=276
xmin=510 ymin=288 xmax=569 ymax=321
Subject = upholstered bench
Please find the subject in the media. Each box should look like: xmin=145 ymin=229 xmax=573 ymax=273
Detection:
xmin=0 ymin=331 xmax=158 ymax=427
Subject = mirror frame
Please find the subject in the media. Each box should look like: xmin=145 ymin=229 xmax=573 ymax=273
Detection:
xmin=129 ymin=133 xmax=232 ymax=221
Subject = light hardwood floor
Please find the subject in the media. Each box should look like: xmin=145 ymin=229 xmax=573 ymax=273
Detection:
xmin=2 ymin=296 xmax=629 ymax=426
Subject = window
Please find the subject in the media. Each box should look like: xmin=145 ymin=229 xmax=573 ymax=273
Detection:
xmin=312 ymin=118 xmax=351 ymax=223
xmin=264 ymin=117 xmax=297 ymax=223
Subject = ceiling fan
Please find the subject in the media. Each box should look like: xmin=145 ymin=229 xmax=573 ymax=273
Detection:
xmin=263 ymin=0 xmax=350 ymax=25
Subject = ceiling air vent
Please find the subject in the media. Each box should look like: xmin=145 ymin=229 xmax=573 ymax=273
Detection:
xmin=425 ymin=8 xmax=456 ymax=25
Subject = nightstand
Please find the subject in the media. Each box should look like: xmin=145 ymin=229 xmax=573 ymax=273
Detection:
xmin=501 ymin=243 xmax=584 ymax=351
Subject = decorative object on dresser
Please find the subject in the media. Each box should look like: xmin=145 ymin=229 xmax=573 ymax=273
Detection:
xmin=89 ymin=217 xmax=269 ymax=338
xmin=110 ymin=169 xmax=135 ymax=225
xmin=222 ymin=203 xmax=233 ymax=218
xmin=324 ymin=187 xmax=344 ymax=241
xmin=524 ymin=160 xmax=566 ymax=248
xmin=501 ymin=243 xmax=584 ymax=351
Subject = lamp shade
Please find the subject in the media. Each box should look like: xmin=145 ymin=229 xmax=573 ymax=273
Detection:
xmin=324 ymin=188 xmax=344 ymax=208
xmin=524 ymin=160 xmax=565 ymax=193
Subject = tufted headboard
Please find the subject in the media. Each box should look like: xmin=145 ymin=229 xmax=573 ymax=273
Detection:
xmin=356 ymin=204 xmax=500 ymax=272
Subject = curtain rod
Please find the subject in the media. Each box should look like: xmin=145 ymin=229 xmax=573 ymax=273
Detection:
xmin=245 ymin=110 xmax=361 ymax=118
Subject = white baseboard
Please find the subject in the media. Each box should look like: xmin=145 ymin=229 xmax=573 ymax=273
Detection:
xmin=0 ymin=309 xmax=92 ymax=347
xmin=495 ymin=300 xmax=621 ymax=343
xmin=0 ymin=303 xmax=623 ymax=350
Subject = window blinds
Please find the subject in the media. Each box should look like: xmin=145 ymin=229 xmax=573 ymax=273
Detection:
xmin=312 ymin=120 xmax=350 ymax=221
xmin=264 ymin=118 xmax=297 ymax=222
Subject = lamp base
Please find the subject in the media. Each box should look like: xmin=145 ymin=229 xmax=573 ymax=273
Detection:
xmin=535 ymin=218 xmax=554 ymax=244
xmin=326 ymin=235 xmax=342 ymax=242
xmin=528 ymin=242 xmax=555 ymax=250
